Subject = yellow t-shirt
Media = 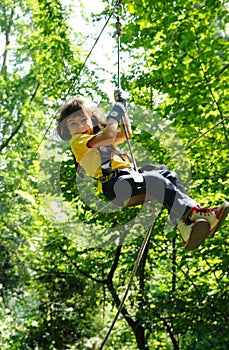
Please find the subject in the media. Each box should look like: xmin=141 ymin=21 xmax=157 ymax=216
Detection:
xmin=70 ymin=134 xmax=132 ymax=180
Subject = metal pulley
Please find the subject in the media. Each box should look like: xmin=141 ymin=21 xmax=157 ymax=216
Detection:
xmin=114 ymin=0 xmax=123 ymax=11
xmin=116 ymin=18 xmax=122 ymax=37
xmin=114 ymin=0 xmax=123 ymax=37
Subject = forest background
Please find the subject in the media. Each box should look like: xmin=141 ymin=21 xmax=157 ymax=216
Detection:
xmin=0 ymin=0 xmax=228 ymax=349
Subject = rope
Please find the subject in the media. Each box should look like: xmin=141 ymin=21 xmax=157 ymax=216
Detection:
xmin=99 ymin=208 xmax=156 ymax=350
xmin=76 ymin=10 xmax=115 ymax=80
xmin=113 ymin=1 xmax=139 ymax=171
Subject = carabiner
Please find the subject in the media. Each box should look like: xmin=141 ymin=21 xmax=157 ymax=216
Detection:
xmin=114 ymin=0 xmax=123 ymax=18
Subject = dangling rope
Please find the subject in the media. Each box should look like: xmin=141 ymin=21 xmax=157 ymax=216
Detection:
xmin=115 ymin=1 xmax=122 ymax=90
xmin=99 ymin=208 xmax=156 ymax=350
xmin=114 ymin=1 xmax=139 ymax=171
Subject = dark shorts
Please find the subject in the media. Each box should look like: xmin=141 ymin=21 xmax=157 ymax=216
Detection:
xmin=102 ymin=168 xmax=146 ymax=206
xmin=102 ymin=164 xmax=184 ymax=207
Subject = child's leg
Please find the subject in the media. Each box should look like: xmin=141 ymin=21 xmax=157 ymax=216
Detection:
xmin=141 ymin=170 xmax=198 ymax=222
xmin=102 ymin=169 xmax=228 ymax=249
xmin=142 ymin=171 xmax=229 ymax=235
xmin=106 ymin=170 xmax=209 ymax=249
xmin=103 ymin=168 xmax=196 ymax=219
xmin=139 ymin=163 xmax=186 ymax=193
xmin=159 ymin=169 xmax=186 ymax=194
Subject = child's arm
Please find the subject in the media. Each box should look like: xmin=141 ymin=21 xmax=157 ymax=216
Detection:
xmin=88 ymin=95 xmax=131 ymax=148
xmin=88 ymin=114 xmax=131 ymax=147
xmin=87 ymin=117 xmax=119 ymax=148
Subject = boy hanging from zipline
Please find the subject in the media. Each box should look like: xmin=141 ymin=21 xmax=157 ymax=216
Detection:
xmin=56 ymin=91 xmax=229 ymax=250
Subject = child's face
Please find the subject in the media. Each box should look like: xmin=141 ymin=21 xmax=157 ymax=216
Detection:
xmin=66 ymin=110 xmax=94 ymax=136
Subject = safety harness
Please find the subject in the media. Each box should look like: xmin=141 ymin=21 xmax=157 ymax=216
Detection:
xmin=98 ymin=145 xmax=131 ymax=182
xmin=73 ymin=144 xmax=131 ymax=182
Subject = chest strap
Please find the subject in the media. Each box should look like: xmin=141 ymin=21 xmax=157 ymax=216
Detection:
xmin=98 ymin=145 xmax=129 ymax=177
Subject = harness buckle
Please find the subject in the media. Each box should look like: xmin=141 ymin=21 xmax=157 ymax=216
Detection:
xmin=98 ymin=172 xmax=116 ymax=184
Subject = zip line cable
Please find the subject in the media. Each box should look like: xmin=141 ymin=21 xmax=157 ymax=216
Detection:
xmin=114 ymin=2 xmax=139 ymax=171
xmin=73 ymin=10 xmax=116 ymax=83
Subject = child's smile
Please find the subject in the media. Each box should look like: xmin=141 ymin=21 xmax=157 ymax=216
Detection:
xmin=66 ymin=111 xmax=93 ymax=136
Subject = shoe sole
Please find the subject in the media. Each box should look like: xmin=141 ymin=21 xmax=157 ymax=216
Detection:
xmin=185 ymin=219 xmax=210 ymax=251
xmin=209 ymin=201 xmax=229 ymax=237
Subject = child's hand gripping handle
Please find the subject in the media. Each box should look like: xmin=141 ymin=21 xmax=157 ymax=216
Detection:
xmin=107 ymin=89 xmax=127 ymax=122
xmin=114 ymin=88 xmax=127 ymax=108
xmin=114 ymin=89 xmax=139 ymax=173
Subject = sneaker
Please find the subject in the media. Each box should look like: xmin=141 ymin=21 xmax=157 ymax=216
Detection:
xmin=189 ymin=201 xmax=229 ymax=237
xmin=177 ymin=219 xmax=210 ymax=251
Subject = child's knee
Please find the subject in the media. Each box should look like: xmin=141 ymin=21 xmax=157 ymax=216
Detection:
xmin=113 ymin=177 xmax=133 ymax=200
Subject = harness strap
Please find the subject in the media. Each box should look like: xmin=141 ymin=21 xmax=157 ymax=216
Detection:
xmin=98 ymin=145 xmax=130 ymax=177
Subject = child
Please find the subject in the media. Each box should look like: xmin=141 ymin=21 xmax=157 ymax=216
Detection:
xmin=57 ymin=92 xmax=229 ymax=251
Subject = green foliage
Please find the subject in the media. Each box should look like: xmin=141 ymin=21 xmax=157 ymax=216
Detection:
xmin=0 ymin=0 xmax=228 ymax=349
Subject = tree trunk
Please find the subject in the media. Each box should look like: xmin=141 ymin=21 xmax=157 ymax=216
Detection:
xmin=134 ymin=325 xmax=149 ymax=350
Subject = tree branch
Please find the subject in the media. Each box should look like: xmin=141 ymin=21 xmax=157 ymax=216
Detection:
xmin=58 ymin=246 xmax=106 ymax=284
xmin=0 ymin=82 xmax=40 ymax=153
xmin=172 ymin=237 xmax=177 ymax=293
xmin=107 ymin=230 xmax=127 ymax=281
xmin=156 ymin=313 xmax=180 ymax=350
xmin=105 ymin=228 xmax=136 ymax=327
xmin=0 ymin=117 xmax=24 ymax=152
xmin=216 ymin=63 xmax=229 ymax=77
